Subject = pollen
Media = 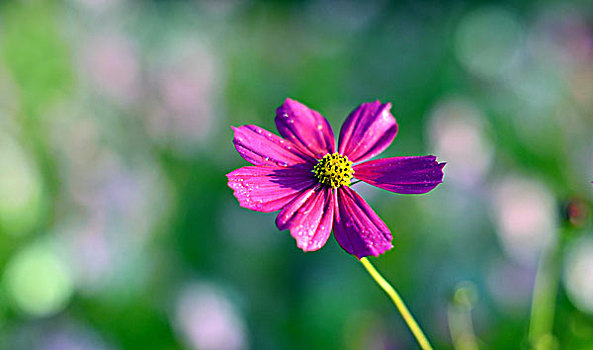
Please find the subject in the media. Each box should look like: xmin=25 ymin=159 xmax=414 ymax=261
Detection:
xmin=313 ymin=153 xmax=354 ymax=189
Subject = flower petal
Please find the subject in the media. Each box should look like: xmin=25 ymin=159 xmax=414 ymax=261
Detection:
xmin=353 ymin=156 xmax=445 ymax=194
xmin=337 ymin=101 xmax=398 ymax=163
xmin=333 ymin=186 xmax=393 ymax=258
xmin=275 ymin=98 xmax=335 ymax=158
xmin=233 ymin=125 xmax=315 ymax=167
xmin=276 ymin=186 xmax=334 ymax=252
xmin=227 ymin=166 xmax=316 ymax=212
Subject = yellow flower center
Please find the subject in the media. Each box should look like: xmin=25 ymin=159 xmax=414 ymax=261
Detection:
xmin=313 ymin=153 xmax=354 ymax=189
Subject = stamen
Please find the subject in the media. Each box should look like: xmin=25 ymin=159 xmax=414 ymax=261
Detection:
xmin=312 ymin=153 xmax=354 ymax=189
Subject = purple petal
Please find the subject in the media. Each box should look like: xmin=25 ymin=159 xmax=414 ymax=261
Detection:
xmin=333 ymin=186 xmax=393 ymax=258
xmin=354 ymin=156 xmax=445 ymax=194
xmin=275 ymin=98 xmax=335 ymax=158
xmin=337 ymin=101 xmax=398 ymax=163
xmin=227 ymin=166 xmax=316 ymax=212
xmin=276 ymin=186 xmax=334 ymax=252
xmin=232 ymin=125 xmax=315 ymax=167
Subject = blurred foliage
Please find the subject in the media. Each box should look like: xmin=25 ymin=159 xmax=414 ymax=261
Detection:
xmin=0 ymin=0 xmax=592 ymax=349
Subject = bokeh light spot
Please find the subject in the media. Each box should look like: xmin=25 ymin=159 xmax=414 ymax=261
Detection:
xmin=492 ymin=177 xmax=557 ymax=266
xmin=0 ymin=136 xmax=44 ymax=235
xmin=428 ymin=97 xmax=493 ymax=187
xmin=3 ymin=241 xmax=74 ymax=317
xmin=455 ymin=7 xmax=523 ymax=78
xmin=564 ymin=237 xmax=593 ymax=314
xmin=174 ymin=282 xmax=247 ymax=350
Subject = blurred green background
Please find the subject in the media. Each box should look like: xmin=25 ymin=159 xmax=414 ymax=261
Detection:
xmin=0 ymin=0 xmax=592 ymax=349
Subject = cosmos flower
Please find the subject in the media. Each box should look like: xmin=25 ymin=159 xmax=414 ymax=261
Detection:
xmin=227 ymin=99 xmax=445 ymax=258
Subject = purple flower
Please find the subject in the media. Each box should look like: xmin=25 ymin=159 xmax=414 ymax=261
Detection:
xmin=227 ymin=99 xmax=445 ymax=258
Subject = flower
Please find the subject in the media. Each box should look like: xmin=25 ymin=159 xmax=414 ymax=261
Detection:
xmin=227 ymin=99 xmax=445 ymax=258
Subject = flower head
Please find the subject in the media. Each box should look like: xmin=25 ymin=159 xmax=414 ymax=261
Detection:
xmin=227 ymin=99 xmax=445 ymax=258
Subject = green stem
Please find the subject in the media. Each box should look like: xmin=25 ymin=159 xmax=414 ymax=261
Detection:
xmin=360 ymin=257 xmax=433 ymax=350
xmin=528 ymin=239 xmax=560 ymax=349
xmin=448 ymin=304 xmax=479 ymax=350
xmin=447 ymin=283 xmax=479 ymax=350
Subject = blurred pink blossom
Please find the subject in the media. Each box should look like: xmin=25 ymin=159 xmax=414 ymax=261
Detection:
xmin=428 ymin=97 xmax=493 ymax=188
xmin=491 ymin=177 xmax=557 ymax=266
xmin=81 ymin=33 xmax=140 ymax=104
xmin=174 ymin=283 xmax=247 ymax=350
xmin=146 ymin=41 xmax=222 ymax=153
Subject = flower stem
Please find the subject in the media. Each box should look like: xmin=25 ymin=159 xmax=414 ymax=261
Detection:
xmin=447 ymin=304 xmax=479 ymax=350
xmin=528 ymin=239 xmax=560 ymax=349
xmin=360 ymin=257 xmax=433 ymax=350
xmin=448 ymin=282 xmax=479 ymax=350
